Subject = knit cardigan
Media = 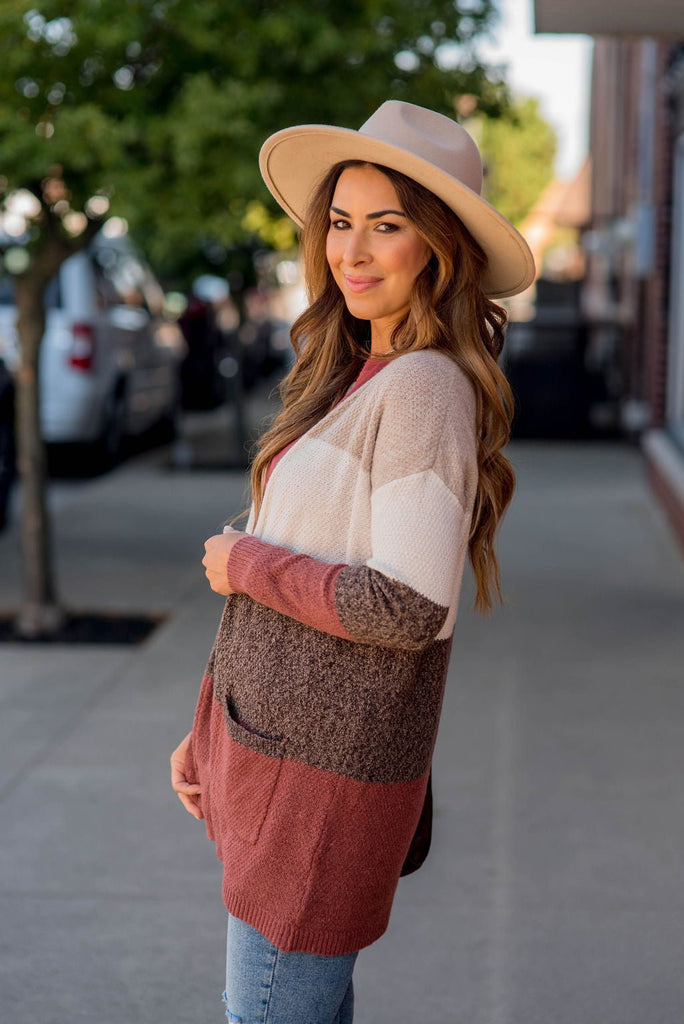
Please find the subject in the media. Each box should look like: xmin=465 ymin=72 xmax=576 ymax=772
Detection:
xmin=185 ymin=348 xmax=478 ymax=956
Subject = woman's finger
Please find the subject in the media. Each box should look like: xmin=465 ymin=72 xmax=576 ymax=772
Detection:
xmin=177 ymin=791 xmax=204 ymax=820
xmin=173 ymin=780 xmax=202 ymax=795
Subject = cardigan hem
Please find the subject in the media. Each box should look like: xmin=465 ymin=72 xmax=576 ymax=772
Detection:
xmin=222 ymin=886 xmax=388 ymax=956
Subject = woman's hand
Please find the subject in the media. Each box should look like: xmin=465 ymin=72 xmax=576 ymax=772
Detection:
xmin=170 ymin=731 xmax=203 ymax=820
xmin=202 ymin=526 xmax=245 ymax=596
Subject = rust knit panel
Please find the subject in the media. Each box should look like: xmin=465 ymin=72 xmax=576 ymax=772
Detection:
xmin=191 ymin=683 xmax=430 ymax=955
xmin=226 ymin=535 xmax=353 ymax=639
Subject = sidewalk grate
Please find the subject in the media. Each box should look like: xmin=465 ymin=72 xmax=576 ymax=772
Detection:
xmin=0 ymin=610 xmax=166 ymax=645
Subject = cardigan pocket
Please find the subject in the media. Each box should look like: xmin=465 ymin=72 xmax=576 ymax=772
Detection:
xmin=221 ymin=696 xmax=288 ymax=846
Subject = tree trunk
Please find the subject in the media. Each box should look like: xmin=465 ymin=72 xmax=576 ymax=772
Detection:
xmin=13 ymin=273 xmax=63 ymax=637
xmin=9 ymin=207 xmax=102 ymax=636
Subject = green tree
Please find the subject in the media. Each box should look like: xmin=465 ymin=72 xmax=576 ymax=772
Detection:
xmin=477 ymin=95 xmax=557 ymax=226
xmin=0 ymin=0 xmax=508 ymax=634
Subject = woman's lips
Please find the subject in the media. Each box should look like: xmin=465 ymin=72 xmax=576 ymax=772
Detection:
xmin=344 ymin=275 xmax=383 ymax=294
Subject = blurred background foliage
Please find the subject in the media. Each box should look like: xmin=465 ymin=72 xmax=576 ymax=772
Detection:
xmin=0 ymin=0 xmax=555 ymax=286
xmin=479 ymin=96 xmax=557 ymax=226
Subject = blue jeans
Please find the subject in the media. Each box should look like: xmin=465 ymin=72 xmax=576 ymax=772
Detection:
xmin=223 ymin=913 xmax=358 ymax=1024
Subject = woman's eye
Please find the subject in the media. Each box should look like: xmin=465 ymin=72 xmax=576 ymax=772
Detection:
xmin=330 ymin=219 xmax=350 ymax=230
xmin=376 ymin=222 xmax=399 ymax=234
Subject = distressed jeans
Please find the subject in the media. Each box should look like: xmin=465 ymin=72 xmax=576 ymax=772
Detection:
xmin=223 ymin=913 xmax=358 ymax=1024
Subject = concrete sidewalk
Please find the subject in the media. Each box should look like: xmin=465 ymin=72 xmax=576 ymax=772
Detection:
xmin=1 ymin=435 xmax=683 ymax=1024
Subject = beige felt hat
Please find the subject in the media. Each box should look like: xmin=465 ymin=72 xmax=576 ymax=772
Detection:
xmin=259 ymin=100 xmax=536 ymax=299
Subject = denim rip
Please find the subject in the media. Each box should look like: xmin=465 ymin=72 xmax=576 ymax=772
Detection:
xmin=222 ymin=988 xmax=242 ymax=1022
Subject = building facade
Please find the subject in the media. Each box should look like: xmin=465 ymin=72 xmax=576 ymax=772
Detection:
xmin=534 ymin=0 xmax=684 ymax=549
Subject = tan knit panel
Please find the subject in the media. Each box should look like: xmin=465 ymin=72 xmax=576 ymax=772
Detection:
xmin=365 ymin=353 xmax=477 ymax=506
xmin=262 ymin=349 xmax=477 ymax=495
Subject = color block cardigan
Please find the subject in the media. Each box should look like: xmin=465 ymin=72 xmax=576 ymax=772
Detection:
xmin=185 ymin=348 xmax=478 ymax=956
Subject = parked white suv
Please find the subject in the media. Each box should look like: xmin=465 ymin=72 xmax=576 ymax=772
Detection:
xmin=0 ymin=233 xmax=185 ymax=466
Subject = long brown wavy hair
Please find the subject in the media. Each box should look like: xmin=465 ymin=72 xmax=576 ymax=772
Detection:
xmin=249 ymin=160 xmax=516 ymax=613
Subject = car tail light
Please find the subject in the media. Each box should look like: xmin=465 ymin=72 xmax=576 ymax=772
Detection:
xmin=69 ymin=322 xmax=96 ymax=371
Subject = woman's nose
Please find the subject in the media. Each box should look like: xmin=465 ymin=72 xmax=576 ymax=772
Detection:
xmin=343 ymin=230 xmax=371 ymax=265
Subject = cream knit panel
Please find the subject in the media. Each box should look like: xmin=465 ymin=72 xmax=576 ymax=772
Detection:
xmin=254 ymin=437 xmax=372 ymax=565
xmin=368 ymin=470 xmax=465 ymax=604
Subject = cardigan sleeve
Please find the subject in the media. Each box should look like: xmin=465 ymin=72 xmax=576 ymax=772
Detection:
xmin=226 ymin=370 xmax=478 ymax=650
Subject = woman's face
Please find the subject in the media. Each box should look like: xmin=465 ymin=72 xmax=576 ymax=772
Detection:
xmin=326 ymin=165 xmax=432 ymax=346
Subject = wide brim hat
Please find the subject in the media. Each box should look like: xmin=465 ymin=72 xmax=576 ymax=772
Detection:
xmin=259 ymin=100 xmax=536 ymax=299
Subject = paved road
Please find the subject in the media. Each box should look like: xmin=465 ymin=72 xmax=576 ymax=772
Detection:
xmin=1 ymin=427 xmax=683 ymax=1024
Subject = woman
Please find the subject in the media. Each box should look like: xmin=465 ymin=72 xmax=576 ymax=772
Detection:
xmin=170 ymin=100 xmax=534 ymax=1023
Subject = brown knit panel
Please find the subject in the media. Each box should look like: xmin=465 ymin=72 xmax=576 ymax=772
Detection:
xmin=212 ymin=595 xmax=451 ymax=784
xmin=335 ymin=565 xmax=448 ymax=648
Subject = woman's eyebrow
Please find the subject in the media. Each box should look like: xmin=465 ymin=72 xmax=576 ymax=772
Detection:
xmin=330 ymin=205 xmax=406 ymax=219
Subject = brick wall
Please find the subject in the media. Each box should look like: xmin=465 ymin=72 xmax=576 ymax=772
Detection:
xmin=643 ymin=42 xmax=674 ymax=430
xmin=587 ymin=39 xmax=677 ymax=428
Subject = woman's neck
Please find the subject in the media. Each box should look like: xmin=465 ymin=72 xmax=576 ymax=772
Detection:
xmin=369 ymin=319 xmax=396 ymax=358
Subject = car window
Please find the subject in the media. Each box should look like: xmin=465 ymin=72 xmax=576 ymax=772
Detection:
xmin=91 ymin=244 xmax=163 ymax=315
xmin=92 ymin=248 xmax=145 ymax=310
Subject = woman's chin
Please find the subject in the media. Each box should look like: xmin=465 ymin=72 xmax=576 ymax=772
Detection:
xmin=344 ymin=295 xmax=376 ymax=317
xmin=343 ymin=299 xmax=398 ymax=324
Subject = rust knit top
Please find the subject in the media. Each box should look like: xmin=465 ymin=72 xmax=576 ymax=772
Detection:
xmin=184 ymin=349 xmax=478 ymax=955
